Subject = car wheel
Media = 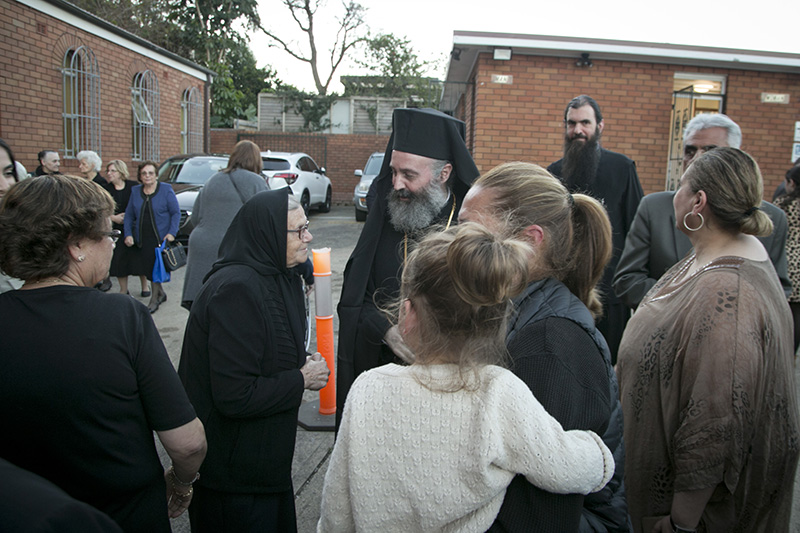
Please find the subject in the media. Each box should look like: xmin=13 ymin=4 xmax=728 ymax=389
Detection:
xmin=355 ymin=208 xmax=367 ymax=222
xmin=319 ymin=187 xmax=332 ymax=213
xmin=301 ymin=191 xmax=310 ymax=215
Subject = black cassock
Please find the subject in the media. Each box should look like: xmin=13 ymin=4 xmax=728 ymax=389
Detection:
xmin=548 ymin=148 xmax=643 ymax=362
xmin=335 ymin=108 xmax=478 ymax=429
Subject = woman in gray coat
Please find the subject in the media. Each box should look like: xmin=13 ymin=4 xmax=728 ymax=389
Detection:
xmin=181 ymin=141 xmax=267 ymax=309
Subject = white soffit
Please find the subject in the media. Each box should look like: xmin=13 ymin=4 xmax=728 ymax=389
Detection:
xmin=19 ymin=0 xmax=209 ymax=81
xmin=452 ymin=32 xmax=800 ymax=71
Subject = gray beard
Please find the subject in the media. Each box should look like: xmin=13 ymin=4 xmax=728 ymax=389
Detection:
xmin=387 ymin=181 xmax=449 ymax=233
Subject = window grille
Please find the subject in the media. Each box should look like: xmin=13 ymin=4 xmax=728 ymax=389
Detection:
xmin=181 ymin=87 xmax=202 ymax=153
xmin=62 ymin=46 xmax=101 ymax=157
xmin=131 ymin=70 xmax=160 ymax=161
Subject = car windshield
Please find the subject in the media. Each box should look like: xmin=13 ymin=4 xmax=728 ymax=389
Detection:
xmin=364 ymin=154 xmax=384 ymax=175
xmin=171 ymin=158 xmax=228 ymax=184
xmin=263 ymin=158 xmax=291 ymax=171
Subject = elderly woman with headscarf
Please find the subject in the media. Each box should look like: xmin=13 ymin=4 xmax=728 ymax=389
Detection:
xmin=178 ymin=189 xmax=330 ymax=532
xmin=0 ymin=174 xmax=207 ymax=532
xmin=617 ymin=148 xmax=800 ymax=533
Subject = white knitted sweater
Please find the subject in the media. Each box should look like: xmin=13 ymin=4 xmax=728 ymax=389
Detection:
xmin=318 ymin=363 xmax=614 ymax=533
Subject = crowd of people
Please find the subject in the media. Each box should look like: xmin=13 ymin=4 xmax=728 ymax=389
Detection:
xmin=1 ymin=98 xmax=799 ymax=533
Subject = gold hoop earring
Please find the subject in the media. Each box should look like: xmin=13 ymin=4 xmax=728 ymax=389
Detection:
xmin=683 ymin=212 xmax=704 ymax=232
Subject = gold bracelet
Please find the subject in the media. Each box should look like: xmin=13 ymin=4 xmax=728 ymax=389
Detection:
xmin=168 ymin=466 xmax=200 ymax=486
xmin=171 ymin=484 xmax=193 ymax=500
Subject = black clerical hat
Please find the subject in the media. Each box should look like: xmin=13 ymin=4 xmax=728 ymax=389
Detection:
xmin=380 ymin=108 xmax=478 ymax=190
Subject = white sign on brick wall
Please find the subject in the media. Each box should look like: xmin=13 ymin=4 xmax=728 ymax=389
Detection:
xmin=761 ymin=93 xmax=790 ymax=104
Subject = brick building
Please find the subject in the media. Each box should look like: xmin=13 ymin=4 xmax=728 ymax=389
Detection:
xmin=0 ymin=0 xmax=214 ymax=175
xmin=442 ymin=31 xmax=800 ymax=195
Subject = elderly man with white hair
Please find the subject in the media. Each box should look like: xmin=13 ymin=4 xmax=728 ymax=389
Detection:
xmin=613 ymin=113 xmax=790 ymax=308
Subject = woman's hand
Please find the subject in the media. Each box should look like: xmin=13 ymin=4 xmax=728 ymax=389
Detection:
xmin=111 ymin=213 xmax=124 ymax=225
xmin=384 ymin=325 xmax=415 ymax=364
xmin=165 ymin=233 xmax=175 ymax=243
xmin=124 ymin=236 xmax=134 ymax=247
xmin=301 ymin=352 xmax=330 ymax=390
xmin=164 ymin=469 xmax=193 ymax=518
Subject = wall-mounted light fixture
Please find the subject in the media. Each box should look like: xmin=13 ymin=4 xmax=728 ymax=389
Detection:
xmin=451 ymin=47 xmax=462 ymax=61
xmin=576 ymin=53 xmax=593 ymax=68
xmin=493 ymin=48 xmax=512 ymax=61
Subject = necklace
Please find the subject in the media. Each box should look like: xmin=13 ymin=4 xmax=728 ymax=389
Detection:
xmin=24 ymin=277 xmax=68 ymax=287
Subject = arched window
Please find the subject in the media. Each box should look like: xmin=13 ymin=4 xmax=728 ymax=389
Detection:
xmin=62 ymin=46 xmax=101 ymax=157
xmin=181 ymin=87 xmax=202 ymax=154
xmin=132 ymin=70 xmax=160 ymax=161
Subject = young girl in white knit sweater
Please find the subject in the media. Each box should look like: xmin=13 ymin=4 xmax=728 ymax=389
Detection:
xmin=318 ymin=223 xmax=614 ymax=533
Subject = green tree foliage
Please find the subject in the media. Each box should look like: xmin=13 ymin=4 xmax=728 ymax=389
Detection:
xmin=345 ymin=33 xmax=441 ymax=107
xmin=70 ymin=0 xmax=280 ymax=127
xmin=261 ymin=0 xmax=368 ymax=95
xmin=70 ymin=0 xmax=180 ymax=51
xmin=269 ymin=86 xmax=338 ymax=132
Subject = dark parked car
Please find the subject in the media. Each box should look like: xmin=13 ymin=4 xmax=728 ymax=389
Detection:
xmin=157 ymin=154 xmax=229 ymax=245
xmin=353 ymin=152 xmax=384 ymax=221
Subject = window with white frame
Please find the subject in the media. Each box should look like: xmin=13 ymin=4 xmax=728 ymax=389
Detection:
xmin=181 ymin=87 xmax=202 ymax=153
xmin=131 ymin=70 xmax=160 ymax=161
xmin=62 ymin=46 xmax=101 ymax=158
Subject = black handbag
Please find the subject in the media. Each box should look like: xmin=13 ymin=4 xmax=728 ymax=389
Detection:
xmin=161 ymin=240 xmax=187 ymax=272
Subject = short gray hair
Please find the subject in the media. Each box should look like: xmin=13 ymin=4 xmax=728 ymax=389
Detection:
xmin=76 ymin=150 xmax=102 ymax=172
xmin=288 ymin=194 xmax=302 ymax=212
xmin=683 ymin=114 xmax=742 ymax=148
xmin=431 ymin=159 xmax=451 ymax=181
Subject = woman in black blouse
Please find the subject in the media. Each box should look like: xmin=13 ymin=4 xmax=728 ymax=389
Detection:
xmin=106 ymin=159 xmax=149 ymax=296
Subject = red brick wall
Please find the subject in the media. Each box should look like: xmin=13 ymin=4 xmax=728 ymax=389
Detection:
xmin=0 ymin=0 xmax=206 ymax=175
xmin=464 ymin=53 xmax=800 ymax=196
xmin=210 ymin=129 xmax=389 ymax=205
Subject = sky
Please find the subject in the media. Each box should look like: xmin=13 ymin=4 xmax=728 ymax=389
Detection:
xmin=250 ymin=0 xmax=799 ymax=94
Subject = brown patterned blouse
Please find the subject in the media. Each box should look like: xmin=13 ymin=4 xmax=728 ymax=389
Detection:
xmin=618 ymin=254 xmax=800 ymax=533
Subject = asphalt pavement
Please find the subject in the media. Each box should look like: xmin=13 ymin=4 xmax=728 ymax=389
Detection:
xmin=136 ymin=205 xmax=361 ymax=533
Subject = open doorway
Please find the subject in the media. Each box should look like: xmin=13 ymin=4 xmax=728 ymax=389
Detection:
xmin=665 ymin=73 xmax=726 ymax=190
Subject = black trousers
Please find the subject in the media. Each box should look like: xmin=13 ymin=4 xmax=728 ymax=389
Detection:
xmin=188 ymin=485 xmax=297 ymax=533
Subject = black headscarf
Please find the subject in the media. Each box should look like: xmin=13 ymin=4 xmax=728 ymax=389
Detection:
xmin=206 ymin=189 xmax=305 ymax=352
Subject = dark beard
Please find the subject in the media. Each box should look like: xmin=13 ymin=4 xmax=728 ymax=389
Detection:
xmin=387 ymin=180 xmax=449 ymax=233
xmin=560 ymin=133 xmax=601 ymax=192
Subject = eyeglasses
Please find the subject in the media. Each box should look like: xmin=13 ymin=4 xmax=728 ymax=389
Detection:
xmin=102 ymin=229 xmax=121 ymax=243
xmin=287 ymin=221 xmax=310 ymax=239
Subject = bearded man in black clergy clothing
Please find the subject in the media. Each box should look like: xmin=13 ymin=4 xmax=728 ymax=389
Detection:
xmin=548 ymin=95 xmax=643 ymax=363
xmin=336 ymin=108 xmax=479 ymax=428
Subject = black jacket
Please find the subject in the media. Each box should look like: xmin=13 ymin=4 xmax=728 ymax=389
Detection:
xmin=490 ymin=277 xmax=631 ymax=532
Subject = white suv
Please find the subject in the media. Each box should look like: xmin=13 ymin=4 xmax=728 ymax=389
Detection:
xmin=261 ymin=151 xmax=332 ymax=214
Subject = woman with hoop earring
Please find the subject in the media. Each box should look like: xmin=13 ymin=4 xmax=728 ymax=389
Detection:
xmin=617 ymin=147 xmax=800 ymax=533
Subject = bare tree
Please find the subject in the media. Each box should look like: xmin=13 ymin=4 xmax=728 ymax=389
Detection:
xmin=261 ymin=0 xmax=368 ymax=95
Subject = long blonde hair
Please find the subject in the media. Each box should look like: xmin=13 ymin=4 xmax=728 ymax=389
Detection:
xmin=473 ymin=162 xmax=612 ymax=318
